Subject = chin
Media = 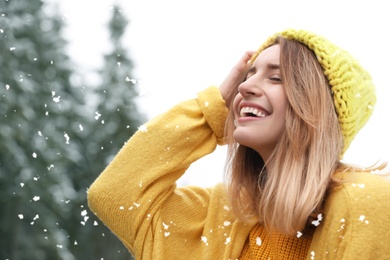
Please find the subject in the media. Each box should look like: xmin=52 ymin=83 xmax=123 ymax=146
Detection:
xmin=233 ymin=128 xmax=255 ymax=148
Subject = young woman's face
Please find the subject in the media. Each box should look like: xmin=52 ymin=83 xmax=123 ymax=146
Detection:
xmin=232 ymin=44 xmax=288 ymax=161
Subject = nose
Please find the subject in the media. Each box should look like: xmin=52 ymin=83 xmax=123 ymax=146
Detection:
xmin=238 ymin=77 xmax=263 ymax=97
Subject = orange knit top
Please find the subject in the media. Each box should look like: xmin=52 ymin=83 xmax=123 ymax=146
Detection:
xmin=240 ymin=223 xmax=312 ymax=259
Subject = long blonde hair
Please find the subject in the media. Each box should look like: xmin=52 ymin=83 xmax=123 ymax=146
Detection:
xmin=225 ymin=37 xmax=344 ymax=235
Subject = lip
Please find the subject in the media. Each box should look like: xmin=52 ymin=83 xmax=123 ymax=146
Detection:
xmin=235 ymin=101 xmax=271 ymax=124
xmin=239 ymin=101 xmax=270 ymax=115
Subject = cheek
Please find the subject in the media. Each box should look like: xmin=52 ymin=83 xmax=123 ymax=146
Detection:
xmin=273 ymin=88 xmax=288 ymax=112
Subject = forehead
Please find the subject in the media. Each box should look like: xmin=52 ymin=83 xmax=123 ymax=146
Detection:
xmin=252 ymin=44 xmax=280 ymax=68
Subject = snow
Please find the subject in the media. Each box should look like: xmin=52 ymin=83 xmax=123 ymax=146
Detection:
xmin=359 ymin=215 xmax=369 ymax=224
xmin=223 ymin=221 xmax=231 ymax=227
xmin=311 ymin=213 xmax=323 ymax=227
xmin=357 ymin=184 xmax=365 ymax=188
xmin=256 ymin=236 xmax=262 ymax=246
xmin=63 ymin=132 xmax=70 ymax=144
xmin=137 ymin=124 xmax=148 ymax=132
xmin=201 ymin=236 xmax=208 ymax=246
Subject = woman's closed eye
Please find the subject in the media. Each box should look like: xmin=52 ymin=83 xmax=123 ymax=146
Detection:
xmin=269 ymin=75 xmax=282 ymax=83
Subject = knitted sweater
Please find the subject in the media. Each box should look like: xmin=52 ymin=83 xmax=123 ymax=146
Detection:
xmin=88 ymin=86 xmax=390 ymax=259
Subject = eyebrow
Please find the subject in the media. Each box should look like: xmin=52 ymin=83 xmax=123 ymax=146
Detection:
xmin=267 ymin=63 xmax=280 ymax=70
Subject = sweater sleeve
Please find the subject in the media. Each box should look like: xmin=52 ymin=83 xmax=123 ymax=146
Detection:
xmin=87 ymin=86 xmax=240 ymax=258
xmin=308 ymin=172 xmax=390 ymax=259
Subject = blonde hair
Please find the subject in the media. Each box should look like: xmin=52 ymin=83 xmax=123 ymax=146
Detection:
xmin=225 ymin=37 xmax=344 ymax=235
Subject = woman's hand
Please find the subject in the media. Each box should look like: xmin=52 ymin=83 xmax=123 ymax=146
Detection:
xmin=219 ymin=51 xmax=255 ymax=107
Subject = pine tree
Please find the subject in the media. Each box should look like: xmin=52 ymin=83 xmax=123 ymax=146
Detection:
xmin=92 ymin=5 xmax=145 ymax=162
xmin=71 ymin=5 xmax=144 ymax=259
xmin=0 ymin=1 xmax=141 ymax=259
xmin=0 ymin=0 xmax=88 ymax=259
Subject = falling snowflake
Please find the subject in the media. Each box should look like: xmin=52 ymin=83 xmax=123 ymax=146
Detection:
xmin=337 ymin=218 xmax=346 ymax=232
xmin=95 ymin=111 xmax=102 ymax=120
xmin=163 ymin=222 xmax=169 ymax=230
xmin=125 ymin=77 xmax=138 ymax=84
xmin=359 ymin=215 xmax=369 ymax=224
xmin=352 ymin=183 xmax=365 ymax=188
xmin=311 ymin=213 xmax=323 ymax=226
xmin=256 ymin=236 xmax=262 ymax=246
xmin=138 ymin=124 xmax=148 ymax=132
xmin=201 ymin=236 xmax=209 ymax=246
xmin=52 ymin=93 xmax=61 ymax=103
xmin=64 ymin=132 xmax=70 ymax=144
xmin=297 ymin=231 xmax=303 ymax=238
xmin=32 ymin=196 xmax=40 ymax=201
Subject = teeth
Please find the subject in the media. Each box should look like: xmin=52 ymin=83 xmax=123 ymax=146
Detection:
xmin=240 ymin=107 xmax=266 ymax=118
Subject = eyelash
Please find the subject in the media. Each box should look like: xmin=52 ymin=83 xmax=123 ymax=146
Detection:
xmin=269 ymin=76 xmax=282 ymax=82
xmin=244 ymin=74 xmax=282 ymax=83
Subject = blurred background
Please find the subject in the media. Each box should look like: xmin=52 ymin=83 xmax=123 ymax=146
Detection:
xmin=1 ymin=0 xmax=389 ymax=259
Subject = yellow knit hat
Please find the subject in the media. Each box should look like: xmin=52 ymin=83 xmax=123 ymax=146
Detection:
xmin=252 ymin=29 xmax=376 ymax=157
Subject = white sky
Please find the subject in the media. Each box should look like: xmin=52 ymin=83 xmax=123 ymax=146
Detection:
xmin=54 ymin=0 xmax=390 ymax=187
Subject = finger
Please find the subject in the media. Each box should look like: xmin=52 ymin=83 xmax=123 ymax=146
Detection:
xmin=233 ymin=51 xmax=256 ymax=77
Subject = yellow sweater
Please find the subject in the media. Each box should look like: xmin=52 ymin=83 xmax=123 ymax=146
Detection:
xmin=88 ymin=86 xmax=390 ymax=259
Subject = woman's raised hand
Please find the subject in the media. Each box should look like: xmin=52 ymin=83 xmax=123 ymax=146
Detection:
xmin=219 ymin=51 xmax=255 ymax=107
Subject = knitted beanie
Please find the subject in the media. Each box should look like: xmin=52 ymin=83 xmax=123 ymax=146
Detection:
xmin=251 ymin=29 xmax=376 ymax=157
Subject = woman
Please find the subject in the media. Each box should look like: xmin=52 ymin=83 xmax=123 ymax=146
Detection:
xmin=88 ymin=29 xmax=390 ymax=259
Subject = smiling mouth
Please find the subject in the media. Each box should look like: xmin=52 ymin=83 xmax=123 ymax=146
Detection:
xmin=240 ymin=107 xmax=267 ymax=118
